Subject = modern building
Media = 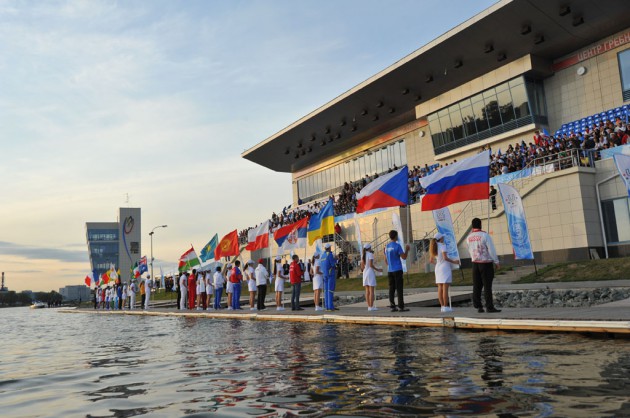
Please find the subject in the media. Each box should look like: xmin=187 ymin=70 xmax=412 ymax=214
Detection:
xmin=86 ymin=208 xmax=142 ymax=280
xmin=242 ymin=0 xmax=630 ymax=268
xmin=59 ymin=285 xmax=91 ymax=302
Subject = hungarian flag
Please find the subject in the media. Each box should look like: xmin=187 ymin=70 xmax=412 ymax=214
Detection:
xmin=215 ymin=230 xmax=239 ymax=260
xmin=245 ymin=220 xmax=270 ymax=251
xmin=178 ymin=246 xmax=201 ymax=272
xmin=84 ymin=273 xmax=93 ymax=287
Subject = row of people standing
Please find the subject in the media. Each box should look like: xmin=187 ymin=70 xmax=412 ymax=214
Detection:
xmin=93 ymin=276 xmax=153 ymax=311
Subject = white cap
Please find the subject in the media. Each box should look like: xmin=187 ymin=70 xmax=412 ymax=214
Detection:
xmin=434 ymin=232 xmax=444 ymax=240
xmin=247 ymin=260 xmax=255 ymax=265
xmin=324 ymin=243 xmax=331 ymax=249
xmin=363 ymin=243 xmax=372 ymax=250
xmin=275 ymin=255 xmax=282 ymax=261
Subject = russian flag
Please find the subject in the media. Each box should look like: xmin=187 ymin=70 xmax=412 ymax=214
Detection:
xmin=274 ymin=217 xmax=308 ymax=250
xmin=356 ymin=166 xmax=409 ymax=213
xmin=420 ymin=150 xmax=490 ymax=211
xmin=245 ymin=220 xmax=270 ymax=251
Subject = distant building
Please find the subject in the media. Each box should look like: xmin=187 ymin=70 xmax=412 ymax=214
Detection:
xmin=59 ymin=285 xmax=91 ymax=302
xmin=86 ymin=207 xmax=142 ymax=281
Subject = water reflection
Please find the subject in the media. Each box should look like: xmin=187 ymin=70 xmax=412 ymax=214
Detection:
xmin=2 ymin=309 xmax=630 ymax=417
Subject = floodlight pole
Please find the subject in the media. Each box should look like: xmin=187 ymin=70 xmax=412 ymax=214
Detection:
xmin=149 ymin=225 xmax=168 ymax=285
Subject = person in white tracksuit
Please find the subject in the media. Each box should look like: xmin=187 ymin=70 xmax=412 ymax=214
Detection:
xmin=144 ymin=276 xmax=152 ymax=310
xmin=128 ymin=281 xmax=136 ymax=310
xmin=179 ymin=272 xmax=188 ymax=310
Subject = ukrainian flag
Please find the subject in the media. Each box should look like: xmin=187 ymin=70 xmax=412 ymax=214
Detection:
xmin=307 ymin=199 xmax=335 ymax=245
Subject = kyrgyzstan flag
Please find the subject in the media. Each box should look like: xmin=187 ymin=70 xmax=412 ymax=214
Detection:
xmin=215 ymin=229 xmax=240 ymax=260
xmin=245 ymin=220 xmax=270 ymax=251
xmin=101 ymin=271 xmax=110 ymax=284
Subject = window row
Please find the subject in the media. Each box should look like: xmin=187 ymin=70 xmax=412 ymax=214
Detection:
xmin=297 ymin=140 xmax=407 ymax=201
xmin=87 ymin=229 xmax=119 ymax=242
xmin=428 ymin=77 xmax=532 ymax=149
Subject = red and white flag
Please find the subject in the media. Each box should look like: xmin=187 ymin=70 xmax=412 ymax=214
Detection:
xmin=245 ymin=220 xmax=270 ymax=251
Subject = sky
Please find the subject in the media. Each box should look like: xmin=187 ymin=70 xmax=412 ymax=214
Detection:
xmin=0 ymin=0 xmax=497 ymax=292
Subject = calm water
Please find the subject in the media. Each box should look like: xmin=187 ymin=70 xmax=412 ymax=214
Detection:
xmin=2 ymin=308 xmax=630 ymax=417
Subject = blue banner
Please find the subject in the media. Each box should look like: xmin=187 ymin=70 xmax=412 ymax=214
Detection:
xmin=601 ymin=144 xmax=630 ymax=160
xmin=497 ymin=183 xmax=534 ymax=260
xmin=432 ymin=207 xmax=460 ymax=269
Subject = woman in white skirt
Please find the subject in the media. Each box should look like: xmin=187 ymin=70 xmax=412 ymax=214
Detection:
xmin=245 ymin=260 xmax=257 ymax=310
xmin=361 ymin=244 xmax=382 ymax=311
xmin=430 ymin=232 xmax=459 ymax=312
xmin=311 ymin=253 xmax=323 ymax=311
xmin=273 ymin=256 xmax=287 ymax=311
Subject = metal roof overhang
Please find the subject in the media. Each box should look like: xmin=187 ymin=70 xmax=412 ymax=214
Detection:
xmin=242 ymin=0 xmax=630 ymax=173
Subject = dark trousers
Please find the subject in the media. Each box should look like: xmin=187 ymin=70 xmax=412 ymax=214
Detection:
xmin=388 ymin=270 xmax=404 ymax=309
xmin=257 ymin=284 xmax=267 ymax=310
xmin=291 ymin=282 xmax=301 ymax=310
xmin=472 ymin=262 xmax=496 ymax=309
xmin=200 ymin=291 xmax=207 ymax=310
xmin=141 ymin=294 xmax=145 ymax=307
xmin=176 ymin=288 xmax=181 ymax=309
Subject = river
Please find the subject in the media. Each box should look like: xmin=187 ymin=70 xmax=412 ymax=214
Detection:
xmin=1 ymin=307 xmax=629 ymax=417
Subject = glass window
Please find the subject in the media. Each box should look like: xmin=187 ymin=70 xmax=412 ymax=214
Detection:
xmin=484 ymin=97 xmax=501 ymax=128
xmin=471 ymin=93 xmax=488 ymax=133
xmin=439 ymin=113 xmax=453 ymax=145
xmin=497 ymin=89 xmax=515 ymax=123
xmin=399 ymin=140 xmax=407 ymax=166
xmin=619 ymin=49 xmax=630 ymax=93
xmin=449 ymin=104 xmax=464 ymax=140
xmin=460 ymin=102 xmax=476 ymax=137
xmin=510 ymin=82 xmax=530 ymax=118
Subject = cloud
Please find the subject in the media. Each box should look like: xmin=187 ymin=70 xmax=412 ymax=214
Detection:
xmin=0 ymin=241 xmax=88 ymax=263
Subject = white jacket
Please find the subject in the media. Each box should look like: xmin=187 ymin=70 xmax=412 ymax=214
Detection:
xmin=466 ymin=229 xmax=499 ymax=264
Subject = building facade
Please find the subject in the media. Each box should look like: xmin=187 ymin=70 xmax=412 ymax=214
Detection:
xmin=86 ymin=207 xmax=142 ymax=280
xmin=60 ymin=285 xmax=91 ymax=302
xmin=242 ymin=0 xmax=630 ymax=268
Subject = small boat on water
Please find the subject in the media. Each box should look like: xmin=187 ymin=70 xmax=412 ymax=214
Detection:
xmin=30 ymin=301 xmax=46 ymax=309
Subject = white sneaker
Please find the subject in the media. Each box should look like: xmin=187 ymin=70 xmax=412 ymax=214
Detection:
xmin=276 ymin=307 xmax=285 ymax=311
xmin=372 ymin=307 xmax=378 ymax=311
xmin=445 ymin=307 xmax=453 ymax=312
xmin=250 ymin=307 xmax=257 ymax=311
xmin=196 ymin=307 xmax=201 ymax=311
xmin=315 ymin=306 xmax=323 ymax=311
xmin=227 ymin=307 xmax=233 ymax=311
xmin=440 ymin=307 xmax=445 ymax=312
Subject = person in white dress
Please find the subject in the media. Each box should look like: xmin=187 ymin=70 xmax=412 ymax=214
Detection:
xmin=311 ymin=253 xmax=323 ymax=311
xmin=205 ymin=271 xmax=214 ymax=310
xmin=245 ymin=260 xmax=257 ymax=311
xmin=273 ymin=256 xmax=287 ymax=311
xmin=121 ymin=284 xmax=128 ymax=310
xmin=362 ymin=244 xmax=382 ymax=312
xmin=128 ymin=281 xmax=137 ymax=310
xmin=430 ymin=232 xmax=459 ymax=312
xmin=179 ymin=272 xmax=188 ymax=310
xmin=197 ymin=271 xmax=206 ymax=310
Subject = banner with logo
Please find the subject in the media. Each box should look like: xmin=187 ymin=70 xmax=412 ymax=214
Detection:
xmin=497 ymin=183 xmax=534 ymax=260
xmin=391 ymin=212 xmax=408 ymax=273
xmin=431 ymin=207 xmax=460 ymax=269
xmin=613 ymin=154 xmax=630 ymax=197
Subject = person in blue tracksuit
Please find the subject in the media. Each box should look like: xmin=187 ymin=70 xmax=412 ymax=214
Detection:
xmin=320 ymin=243 xmax=337 ymax=311
xmin=231 ymin=260 xmax=243 ymax=310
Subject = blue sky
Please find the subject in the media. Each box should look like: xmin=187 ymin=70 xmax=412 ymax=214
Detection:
xmin=0 ymin=0 xmax=496 ymax=291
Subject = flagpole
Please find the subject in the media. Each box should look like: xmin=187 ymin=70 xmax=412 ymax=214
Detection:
xmin=406 ymin=204 xmax=411 ymax=285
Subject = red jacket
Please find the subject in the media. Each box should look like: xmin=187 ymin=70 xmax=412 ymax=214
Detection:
xmin=289 ymin=261 xmax=303 ymax=285
xmin=230 ymin=267 xmax=243 ymax=283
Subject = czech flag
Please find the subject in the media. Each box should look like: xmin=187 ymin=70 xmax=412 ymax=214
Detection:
xmin=215 ymin=229 xmax=240 ymax=260
xmin=245 ymin=220 xmax=270 ymax=251
xmin=307 ymin=199 xmax=334 ymax=245
xmin=420 ymin=150 xmax=490 ymax=211
xmin=274 ymin=217 xmax=308 ymax=250
xmin=356 ymin=166 xmax=409 ymax=213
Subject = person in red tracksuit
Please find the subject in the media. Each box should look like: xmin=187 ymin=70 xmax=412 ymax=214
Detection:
xmin=188 ymin=268 xmax=197 ymax=310
xmin=289 ymin=254 xmax=304 ymax=311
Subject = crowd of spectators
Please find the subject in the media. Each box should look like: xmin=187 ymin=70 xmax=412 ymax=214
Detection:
xmin=238 ymin=116 xmax=629 ymax=244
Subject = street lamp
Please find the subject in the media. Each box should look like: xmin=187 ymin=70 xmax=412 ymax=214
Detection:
xmin=149 ymin=225 xmax=168 ymax=284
